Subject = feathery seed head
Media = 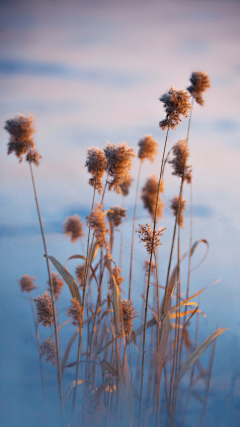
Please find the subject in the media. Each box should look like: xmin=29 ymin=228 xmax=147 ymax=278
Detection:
xmin=19 ymin=274 xmax=37 ymax=293
xmin=137 ymin=223 xmax=166 ymax=254
xmin=40 ymin=337 xmax=57 ymax=366
xmin=63 ymin=214 xmax=84 ymax=243
xmin=5 ymin=114 xmax=36 ymax=162
xmin=121 ymin=299 xmax=139 ymax=336
xmin=159 ymin=87 xmax=191 ymax=131
xmin=86 ymin=203 xmax=109 ymax=249
xmin=104 ymin=142 xmax=135 ymax=194
xmin=34 ymin=292 xmax=54 ymax=327
xmin=138 ymin=135 xmax=158 ymax=163
xmin=85 ymin=148 xmax=107 ymax=194
xmin=109 ymin=206 xmax=127 ymax=227
xmin=111 ymin=266 xmax=124 ymax=289
xmin=141 ymin=175 xmax=164 ymax=221
xmin=76 ymin=263 xmax=85 ymax=289
xmin=26 ymin=149 xmax=42 ymax=166
xmin=170 ymin=195 xmax=187 ymax=228
xmin=119 ymin=175 xmax=133 ymax=197
xmin=66 ymin=298 xmax=83 ymax=326
xmin=48 ymin=272 xmax=64 ymax=302
xmin=169 ymin=140 xmax=192 ymax=183
xmin=187 ymin=71 xmax=211 ymax=106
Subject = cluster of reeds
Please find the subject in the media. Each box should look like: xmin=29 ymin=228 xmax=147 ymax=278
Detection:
xmin=6 ymin=71 xmax=226 ymax=427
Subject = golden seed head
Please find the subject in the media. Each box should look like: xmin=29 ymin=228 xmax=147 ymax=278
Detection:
xmin=119 ymin=174 xmax=133 ymax=197
xmin=170 ymin=195 xmax=187 ymax=228
xmin=66 ymin=298 xmax=83 ymax=326
xmin=48 ymin=272 xmax=64 ymax=302
xmin=63 ymin=214 xmax=84 ymax=243
xmin=26 ymin=149 xmax=42 ymax=166
xmin=5 ymin=114 xmax=36 ymax=162
xmin=141 ymin=175 xmax=164 ymax=221
xmin=159 ymin=87 xmax=191 ymax=131
xmin=19 ymin=274 xmax=37 ymax=293
xmin=86 ymin=203 xmax=109 ymax=249
xmin=104 ymin=142 xmax=135 ymax=194
xmin=34 ymin=292 xmax=54 ymax=327
xmin=109 ymin=206 xmax=127 ymax=227
xmin=137 ymin=223 xmax=166 ymax=254
xmin=187 ymin=71 xmax=211 ymax=106
xmin=76 ymin=263 xmax=85 ymax=289
xmin=111 ymin=265 xmax=124 ymax=289
xmin=85 ymin=148 xmax=107 ymax=194
xmin=138 ymin=135 xmax=158 ymax=163
xmin=121 ymin=299 xmax=139 ymax=336
xmin=169 ymin=140 xmax=192 ymax=183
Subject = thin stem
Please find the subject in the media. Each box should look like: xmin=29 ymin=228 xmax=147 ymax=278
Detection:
xmin=139 ymin=127 xmax=169 ymax=427
xmin=129 ymin=161 xmax=142 ymax=300
xmin=29 ymin=162 xmax=64 ymax=423
xmin=119 ymin=195 xmax=125 ymax=270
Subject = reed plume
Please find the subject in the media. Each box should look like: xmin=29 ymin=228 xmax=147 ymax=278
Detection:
xmin=86 ymin=203 xmax=109 ymax=249
xmin=141 ymin=175 xmax=164 ymax=221
xmin=85 ymin=148 xmax=107 ymax=194
xmin=111 ymin=265 xmax=124 ymax=288
xmin=159 ymin=87 xmax=191 ymax=131
xmin=137 ymin=223 xmax=166 ymax=254
xmin=63 ymin=214 xmax=84 ymax=243
xmin=121 ymin=299 xmax=139 ymax=336
xmin=169 ymin=140 xmax=192 ymax=183
xmin=34 ymin=292 xmax=54 ymax=327
xmin=119 ymin=174 xmax=133 ymax=196
xmin=40 ymin=337 xmax=57 ymax=366
xmin=26 ymin=149 xmax=42 ymax=166
xmin=187 ymin=71 xmax=211 ymax=106
xmin=170 ymin=195 xmax=187 ymax=228
xmin=138 ymin=135 xmax=158 ymax=163
xmin=109 ymin=206 xmax=127 ymax=227
xmin=104 ymin=142 xmax=135 ymax=194
xmin=66 ymin=298 xmax=83 ymax=326
xmin=48 ymin=272 xmax=64 ymax=302
xmin=76 ymin=263 xmax=85 ymax=289
xmin=5 ymin=114 xmax=36 ymax=161
xmin=19 ymin=274 xmax=37 ymax=293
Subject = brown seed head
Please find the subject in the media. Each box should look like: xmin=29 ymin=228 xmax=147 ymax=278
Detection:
xmin=159 ymin=87 xmax=191 ymax=131
xmin=85 ymin=148 xmax=107 ymax=194
xmin=5 ymin=114 xmax=36 ymax=162
xmin=34 ymin=292 xmax=54 ymax=327
xmin=66 ymin=298 xmax=83 ymax=326
xmin=169 ymin=140 xmax=192 ymax=183
xmin=40 ymin=337 xmax=57 ymax=366
xmin=76 ymin=263 xmax=85 ymax=289
xmin=138 ymin=135 xmax=158 ymax=163
xmin=137 ymin=223 xmax=166 ymax=254
xmin=26 ymin=149 xmax=42 ymax=166
xmin=63 ymin=214 xmax=84 ymax=243
xmin=119 ymin=174 xmax=133 ymax=197
xmin=86 ymin=203 xmax=109 ymax=249
xmin=104 ymin=142 xmax=135 ymax=194
xmin=109 ymin=206 xmax=127 ymax=227
xmin=170 ymin=195 xmax=187 ymax=228
xmin=121 ymin=299 xmax=139 ymax=336
xmin=141 ymin=175 xmax=164 ymax=221
xmin=111 ymin=266 xmax=124 ymax=289
xmin=48 ymin=272 xmax=64 ymax=302
xmin=187 ymin=72 xmax=211 ymax=106
xmin=19 ymin=274 xmax=37 ymax=293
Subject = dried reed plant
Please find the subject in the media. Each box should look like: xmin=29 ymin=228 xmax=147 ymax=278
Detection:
xmin=141 ymin=175 xmax=164 ymax=221
xmin=85 ymin=147 xmax=107 ymax=194
xmin=63 ymin=214 xmax=84 ymax=243
xmin=104 ymin=142 xmax=135 ymax=194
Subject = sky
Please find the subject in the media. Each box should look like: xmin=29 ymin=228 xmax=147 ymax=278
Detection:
xmin=0 ymin=0 xmax=240 ymax=425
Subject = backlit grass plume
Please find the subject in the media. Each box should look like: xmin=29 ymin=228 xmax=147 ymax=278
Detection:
xmin=48 ymin=273 xmax=64 ymax=302
xmin=112 ymin=265 xmax=124 ymax=288
xmin=66 ymin=298 xmax=83 ymax=326
xmin=76 ymin=263 xmax=85 ymax=289
xmin=138 ymin=134 xmax=158 ymax=163
xmin=137 ymin=223 xmax=166 ymax=254
xmin=85 ymin=147 xmax=107 ymax=194
xmin=40 ymin=337 xmax=57 ymax=366
xmin=187 ymin=71 xmax=211 ymax=106
xmin=63 ymin=214 xmax=84 ymax=243
xmin=5 ymin=114 xmax=36 ymax=162
xmin=19 ymin=274 xmax=37 ymax=293
xmin=170 ymin=195 xmax=187 ymax=228
xmin=104 ymin=142 xmax=135 ymax=194
xmin=86 ymin=203 xmax=109 ymax=249
xmin=109 ymin=205 xmax=127 ymax=227
xmin=141 ymin=175 xmax=164 ymax=221
xmin=34 ymin=292 xmax=54 ymax=327
xmin=119 ymin=174 xmax=133 ymax=196
xmin=169 ymin=139 xmax=192 ymax=183
xmin=121 ymin=299 xmax=139 ymax=336
xmin=159 ymin=87 xmax=191 ymax=131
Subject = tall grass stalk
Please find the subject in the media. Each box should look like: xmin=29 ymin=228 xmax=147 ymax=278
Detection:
xmin=29 ymin=161 xmax=64 ymax=423
xmin=139 ymin=127 xmax=169 ymax=427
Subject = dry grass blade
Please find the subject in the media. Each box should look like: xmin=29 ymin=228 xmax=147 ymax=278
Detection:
xmin=66 ymin=254 xmax=99 ymax=286
xmin=101 ymin=359 xmax=117 ymax=376
xmin=61 ymin=327 xmax=79 ymax=373
xmin=58 ymin=319 xmax=71 ymax=331
xmin=131 ymin=331 xmax=139 ymax=353
xmin=47 ymin=255 xmax=81 ymax=304
xmin=65 ymin=379 xmax=96 ymax=403
xmin=174 ymin=327 xmax=227 ymax=388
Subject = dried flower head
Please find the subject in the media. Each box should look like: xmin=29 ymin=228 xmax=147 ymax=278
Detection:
xmin=169 ymin=140 xmax=192 ymax=183
xmin=138 ymin=135 xmax=158 ymax=163
xmin=40 ymin=337 xmax=57 ymax=366
xmin=86 ymin=204 xmax=109 ymax=249
xmin=111 ymin=266 xmax=124 ymax=289
xmin=48 ymin=272 xmax=64 ymax=302
xmin=85 ymin=148 xmax=107 ymax=194
xmin=141 ymin=175 xmax=164 ymax=221
xmin=76 ymin=263 xmax=85 ymax=289
xmin=19 ymin=274 xmax=37 ymax=293
xmin=119 ymin=174 xmax=133 ymax=197
xmin=109 ymin=206 xmax=127 ymax=227
xmin=187 ymin=72 xmax=211 ymax=106
xmin=26 ymin=149 xmax=42 ymax=166
xmin=34 ymin=292 xmax=54 ymax=327
xmin=104 ymin=142 xmax=135 ymax=194
xmin=63 ymin=214 xmax=84 ymax=243
xmin=5 ymin=114 xmax=36 ymax=162
xmin=66 ymin=298 xmax=83 ymax=326
xmin=170 ymin=195 xmax=187 ymax=228
xmin=121 ymin=299 xmax=139 ymax=336
xmin=159 ymin=87 xmax=191 ymax=131
xmin=137 ymin=223 xmax=166 ymax=254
